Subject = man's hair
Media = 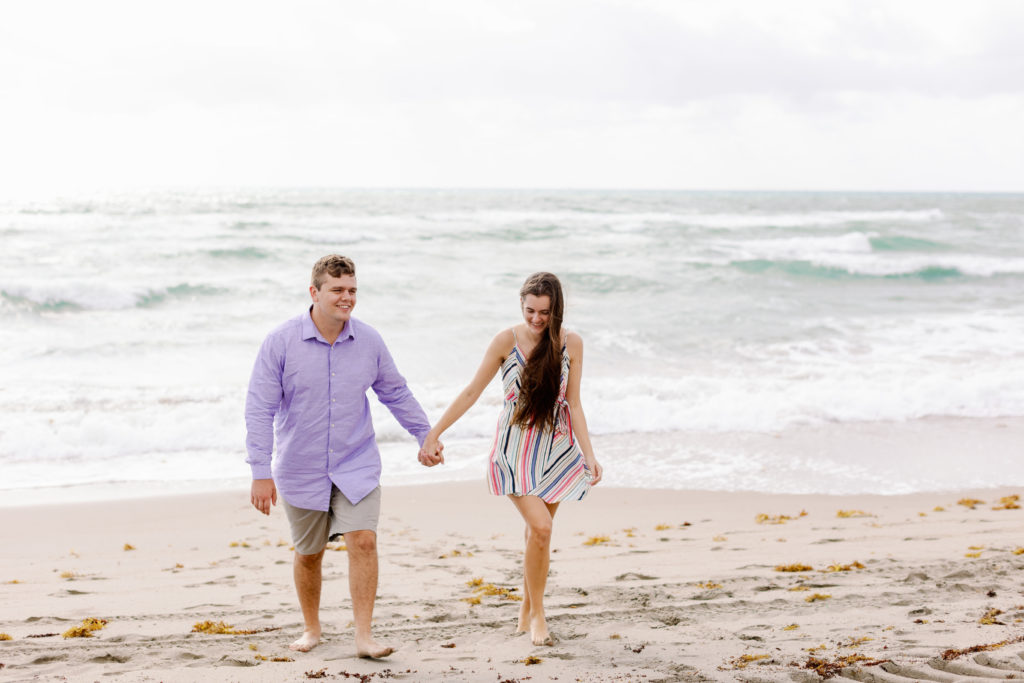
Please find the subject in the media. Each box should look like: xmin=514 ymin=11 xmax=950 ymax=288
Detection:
xmin=311 ymin=255 xmax=356 ymax=290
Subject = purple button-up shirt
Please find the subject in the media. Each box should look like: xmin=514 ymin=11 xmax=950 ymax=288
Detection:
xmin=245 ymin=310 xmax=430 ymax=511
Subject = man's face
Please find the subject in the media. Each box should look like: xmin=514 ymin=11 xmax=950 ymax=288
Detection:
xmin=310 ymin=273 xmax=357 ymax=326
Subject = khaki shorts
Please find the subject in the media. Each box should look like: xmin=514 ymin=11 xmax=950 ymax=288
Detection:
xmin=281 ymin=485 xmax=381 ymax=555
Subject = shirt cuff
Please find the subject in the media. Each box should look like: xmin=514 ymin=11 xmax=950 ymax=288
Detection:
xmin=412 ymin=429 xmax=429 ymax=448
xmin=250 ymin=463 xmax=273 ymax=480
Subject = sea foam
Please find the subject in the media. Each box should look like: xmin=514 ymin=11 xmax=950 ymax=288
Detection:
xmin=2 ymin=188 xmax=1022 ymax=495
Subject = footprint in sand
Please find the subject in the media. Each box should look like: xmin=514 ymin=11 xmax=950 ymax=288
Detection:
xmin=89 ymin=654 xmax=130 ymax=664
xmin=943 ymin=569 xmax=973 ymax=579
xmin=424 ymin=613 xmax=455 ymax=623
xmin=217 ymin=655 xmax=259 ymax=667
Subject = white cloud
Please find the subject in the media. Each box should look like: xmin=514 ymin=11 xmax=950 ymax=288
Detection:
xmin=1 ymin=0 xmax=1022 ymax=191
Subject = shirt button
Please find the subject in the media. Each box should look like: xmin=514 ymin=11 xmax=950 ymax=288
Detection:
xmin=331 ymin=372 xmax=335 ymax=376
xmin=329 ymin=449 xmax=334 ymax=453
xmin=330 ymin=424 xmax=335 ymax=428
xmin=332 ymin=398 xmax=336 ymax=402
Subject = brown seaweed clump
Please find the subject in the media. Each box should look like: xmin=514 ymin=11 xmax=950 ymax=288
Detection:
xmin=61 ymin=617 xmax=108 ymax=639
xmin=462 ymin=579 xmax=522 ymax=606
xmin=979 ymin=608 xmax=1005 ymax=625
xmin=823 ymin=561 xmax=865 ymax=572
xmin=191 ymin=621 xmax=279 ymax=635
xmin=775 ymin=563 xmax=814 ymax=572
xmin=994 ymin=495 xmax=1021 ymax=510
xmin=941 ymin=634 xmax=1024 ymax=660
xmin=193 ymin=620 xmax=236 ymax=634
xmin=720 ymin=653 xmax=772 ymax=670
xmin=801 ymin=654 xmax=888 ymax=679
xmin=756 ymin=510 xmax=807 ymax=525
xmin=840 ymin=636 xmax=872 ymax=647
xmin=254 ymin=654 xmax=294 ymax=661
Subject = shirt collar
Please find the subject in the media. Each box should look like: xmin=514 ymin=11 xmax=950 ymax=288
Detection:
xmin=302 ymin=306 xmax=356 ymax=344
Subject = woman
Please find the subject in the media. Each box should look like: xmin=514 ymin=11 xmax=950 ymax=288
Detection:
xmin=419 ymin=272 xmax=603 ymax=646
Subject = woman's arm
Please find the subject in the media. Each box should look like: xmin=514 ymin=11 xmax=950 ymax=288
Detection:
xmin=565 ymin=332 xmax=603 ymax=485
xmin=419 ymin=329 xmax=514 ymax=464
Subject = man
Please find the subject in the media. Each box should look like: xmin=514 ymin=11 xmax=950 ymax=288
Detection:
xmin=246 ymin=254 xmax=443 ymax=657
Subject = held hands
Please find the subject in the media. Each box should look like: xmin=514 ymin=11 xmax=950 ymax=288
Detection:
xmin=418 ymin=434 xmax=445 ymax=467
xmin=251 ymin=478 xmax=277 ymax=515
xmin=585 ymin=457 xmax=603 ymax=486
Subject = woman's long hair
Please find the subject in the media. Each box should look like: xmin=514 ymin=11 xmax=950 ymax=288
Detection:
xmin=512 ymin=272 xmax=564 ymax=431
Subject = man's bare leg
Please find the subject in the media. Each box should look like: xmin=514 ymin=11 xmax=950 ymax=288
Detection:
xmin=516 ymin=501 xmax=558 ymax=634
xmin=509 ymin=495 xmax=559 ymax=646
xmin=290 ymin=549 xmax=325 ymax=652
xmin=344 ymin=530 xmax=394 ymax=658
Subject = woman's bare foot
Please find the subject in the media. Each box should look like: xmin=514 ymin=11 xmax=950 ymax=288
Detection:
xmin=289 ymin=630 xmax=321 ymax=652
xmin=516 ymin=600 xmax=531 ymax=634
xmin=530 ymin=616 xmax=553 ymax=646
xmin=355 ymin=635 xmax=395 ymax=659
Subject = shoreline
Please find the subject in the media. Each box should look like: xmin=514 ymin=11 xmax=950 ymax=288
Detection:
xmin=4 ymin=481 xmax=1024 ymax=681
xmin=3 ymin=416 xmax=1023 ymax=509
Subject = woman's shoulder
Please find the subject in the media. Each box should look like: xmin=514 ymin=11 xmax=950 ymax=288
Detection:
xmin=563 ymin=328 xmax=583 ymax=350
xmin=487 ymin=327 xmax=518 ymax=356
xmin=493 ymin=327 xmax=517 ymax=345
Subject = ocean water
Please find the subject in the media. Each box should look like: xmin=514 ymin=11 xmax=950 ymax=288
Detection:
xmin=2 ymin=189 xmax=1023 ymax=499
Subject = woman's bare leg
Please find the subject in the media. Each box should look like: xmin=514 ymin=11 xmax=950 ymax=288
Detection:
xmin=509 ymin=495 xmax=559 ymax=645
xmin=517 ymin=523 xmax=530 ymax=633
xmin=516 ymin=501 xmax=559 ymax=633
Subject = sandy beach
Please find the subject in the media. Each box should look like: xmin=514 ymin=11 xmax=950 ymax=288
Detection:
xmin=3 ymin=480 xmax=1024 ymax=682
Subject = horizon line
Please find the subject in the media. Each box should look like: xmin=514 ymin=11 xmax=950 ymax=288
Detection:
xmin=3 ymin=185 xmax=1024 ymax=198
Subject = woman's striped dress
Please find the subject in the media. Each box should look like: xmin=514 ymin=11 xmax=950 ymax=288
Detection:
xmin=486 ymin=336 xmax=592 ymax=503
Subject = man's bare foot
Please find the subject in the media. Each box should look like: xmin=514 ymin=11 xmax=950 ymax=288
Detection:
xmin=289 ymin=630 xmax=321 ymax=652
xmin=530 ymin=616 xmax=553 ymax=646
xmin=355 ymin=636 xmax=395 ymax=659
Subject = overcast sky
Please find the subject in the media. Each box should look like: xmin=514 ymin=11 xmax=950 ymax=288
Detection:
xmin=2 ymin=0 xmax=1022 ymax=193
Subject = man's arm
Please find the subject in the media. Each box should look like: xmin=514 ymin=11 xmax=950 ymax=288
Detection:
xmin=245 ymin=335 xmax=284 ymax=514
xmin=370 ymin=341 xmax=431 ymax=447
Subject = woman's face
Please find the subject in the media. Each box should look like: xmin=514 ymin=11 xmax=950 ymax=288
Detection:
xmin=521 ymin=294 xmax=552 ymax=335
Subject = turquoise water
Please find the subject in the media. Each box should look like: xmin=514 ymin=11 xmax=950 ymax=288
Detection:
xmin=1 ymin=189 xmax=1022 ymax=494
